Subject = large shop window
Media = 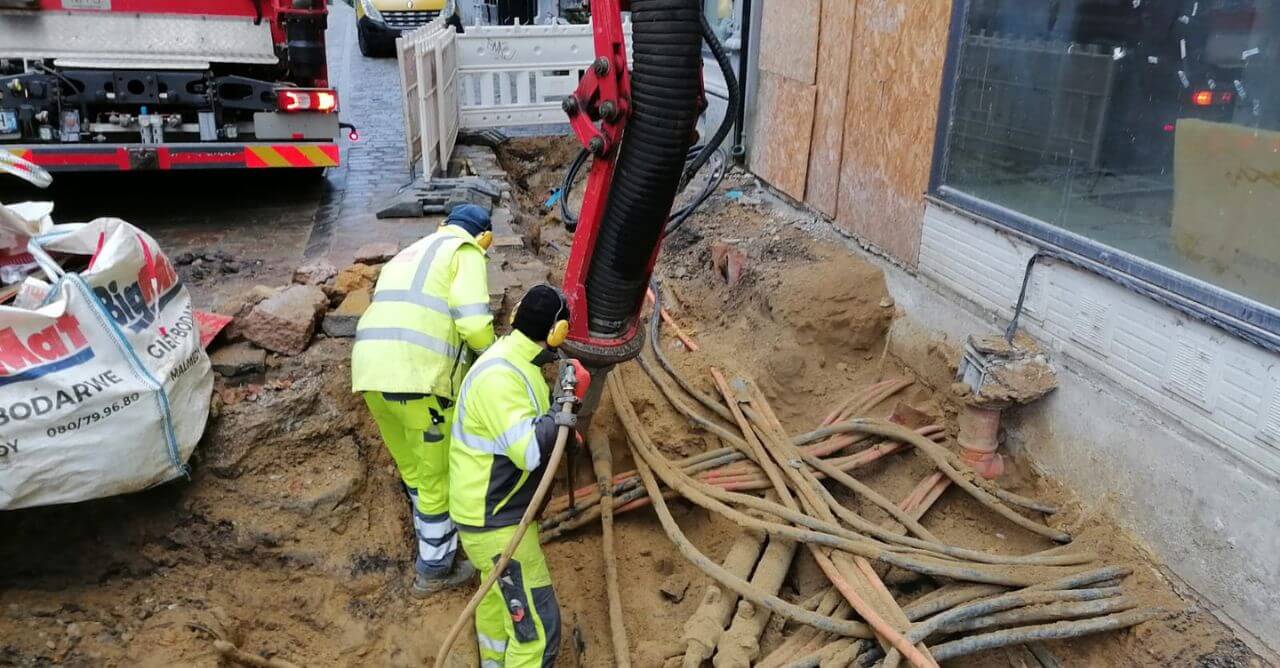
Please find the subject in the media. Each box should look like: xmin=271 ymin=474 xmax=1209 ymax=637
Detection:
xmin=935 ymin=0 xmax=1280 ymax=323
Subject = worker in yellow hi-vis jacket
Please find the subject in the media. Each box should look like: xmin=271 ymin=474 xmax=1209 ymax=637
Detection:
xmin=351 ymin=204 xmax=495 ymax=596
xmin=449 ymin=285 xmax=590 ymax=667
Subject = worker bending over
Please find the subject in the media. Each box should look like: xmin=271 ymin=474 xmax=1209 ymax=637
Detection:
xmin=351 ymin=204 xmax=496 ymax=596
xmin=450 ymin=284 xmax=589 ymax=667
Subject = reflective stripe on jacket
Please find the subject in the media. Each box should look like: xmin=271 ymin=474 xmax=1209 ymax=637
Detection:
xmin=449 ymin=331 xmax=551 ymax=530
xmin=351 ymin=226 xmax=495 ymax=397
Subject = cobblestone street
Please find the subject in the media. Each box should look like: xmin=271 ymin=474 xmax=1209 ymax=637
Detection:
xmin=306 ymin=1 xmax=439 ymax=265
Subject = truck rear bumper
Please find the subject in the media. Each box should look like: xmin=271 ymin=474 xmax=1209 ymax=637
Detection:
xmin=2 ymin=142 xmax=339 ymax=172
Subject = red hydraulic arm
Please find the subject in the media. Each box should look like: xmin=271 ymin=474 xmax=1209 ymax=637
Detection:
xmin=561 ymin=0 xmax=634 ymax=352
xmin=561 ymin=0 xmax=707 ymax=374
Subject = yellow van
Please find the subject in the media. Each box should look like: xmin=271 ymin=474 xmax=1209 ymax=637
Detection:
xmin=353 ymin=0 xmax=457 ymax=57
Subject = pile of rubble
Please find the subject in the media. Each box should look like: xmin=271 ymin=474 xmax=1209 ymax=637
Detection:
xmin=202 ymin=139 xmax=555 ymax=381
xmin=205 ymin=242 xmax=390 ymax=380
xmin=173 ymin=250 xmax=263 ymax=283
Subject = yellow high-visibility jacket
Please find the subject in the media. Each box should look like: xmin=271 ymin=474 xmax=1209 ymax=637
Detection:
xmin=448 ymin=330 xmax=552 ymax=530
xmin=351 ymin=225 xmax=495 ymax=398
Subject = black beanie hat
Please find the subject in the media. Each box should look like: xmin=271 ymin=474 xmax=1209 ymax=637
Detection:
xmin=445 ymin=204 xmax=492 ymax=238
xmin=513 ymin=284 xmax=569 ymax=343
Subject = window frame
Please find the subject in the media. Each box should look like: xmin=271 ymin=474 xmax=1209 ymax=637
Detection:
xmin=927 ymin=0 xmax=1280 ymax=352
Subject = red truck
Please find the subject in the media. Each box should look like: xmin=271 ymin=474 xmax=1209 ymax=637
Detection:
xmin=0 ymin=0 xmax=341 ymax=173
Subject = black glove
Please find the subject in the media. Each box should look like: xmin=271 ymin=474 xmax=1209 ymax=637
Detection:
xmin=532 ymin=348 xmax=559 ymax=366
xmin=533 ymin=413 xmax=559 ymax=466
xmin=533 ymin=411 xmax=583 ymax=468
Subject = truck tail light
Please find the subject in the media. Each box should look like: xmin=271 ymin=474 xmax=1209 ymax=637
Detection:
xmin=277 ymin=88 xmax=338 ymax=113
xmin=1191 ymin=90 xmax=1214 ymax=107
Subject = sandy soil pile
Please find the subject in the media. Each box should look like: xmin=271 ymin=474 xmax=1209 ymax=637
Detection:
xmin=1 ymin=340 xmax=434 ymax=666
xmin=0 ymin=137 xmax=1263 ymax=668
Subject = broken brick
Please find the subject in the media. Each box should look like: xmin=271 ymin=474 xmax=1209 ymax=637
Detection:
xmin=293 ymin=260 xmax=338 ymax=286
xmin=333 ymin=264 xmax=381 ymax=298
xmin=353 ymin=243 xmax=399 ymax=265
xmin=209 ymin=342 xmax=267 ymax=378
xmin=321 ymin=288 xmax=371 ymax=338
xmin=889 ymin=402 xmax=934 ymax=430
xmin=239 ymin=285 xmax=328 ymax=355
xmin=215 ymin=285 xmax=280 ymax=342
xmin=710 ymin=242 xmax=748 ymax=287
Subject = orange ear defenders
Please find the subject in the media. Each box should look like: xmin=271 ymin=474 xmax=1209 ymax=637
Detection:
xmin=510 ymin=286 xmax=570 ymax=347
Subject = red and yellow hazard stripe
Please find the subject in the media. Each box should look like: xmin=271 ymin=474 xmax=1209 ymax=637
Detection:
xmin=4 ymin=143 xmax=339 ymax=171
xmin=245 ymin=144 xmax=340 ymax=168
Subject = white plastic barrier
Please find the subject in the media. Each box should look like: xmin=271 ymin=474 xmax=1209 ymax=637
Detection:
xmin=398 ymin=19 xmax=461 ymax=178
xmin=456 ymin=21 xmax=632 ymax=129
xmin=397 ymin=20 xmax=633 ymax=178
xmin=0 ymin=203 xmax=213 ymax=509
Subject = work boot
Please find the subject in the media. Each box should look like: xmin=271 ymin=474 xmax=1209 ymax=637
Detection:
xmin=412 ymin=560 xmax=476 ymax=598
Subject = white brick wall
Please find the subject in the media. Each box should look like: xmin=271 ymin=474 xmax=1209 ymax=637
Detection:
xmin=920 ymin=203 xmax=1280 ymax=477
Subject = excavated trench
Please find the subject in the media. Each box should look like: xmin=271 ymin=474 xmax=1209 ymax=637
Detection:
xmin=0 ymin=137 xmax=1262 ymax=668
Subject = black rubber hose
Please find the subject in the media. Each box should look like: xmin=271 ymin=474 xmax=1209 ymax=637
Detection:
xmin=679 ymin=11 xmax=739 ymax=191
xmin=561 ymin=11 xmax=737 ymax=237
xmin=667 ymin=147 xmax=727 ymax=233
xmin=660 ymin=12 xmax=738 ymax=237
xmin=733 ymin=0 xmax=752 ymax=153
xmin=560 ymin=147 xmax=591 ymax=230
xmin=562 ymin=145 xmax=717 ymax=231
xmin=583 ymin=0 xmax=703 ymax=337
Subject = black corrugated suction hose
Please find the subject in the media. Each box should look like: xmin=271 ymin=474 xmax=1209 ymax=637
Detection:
xmin=584 ymin=0 xmax=703 ymax=337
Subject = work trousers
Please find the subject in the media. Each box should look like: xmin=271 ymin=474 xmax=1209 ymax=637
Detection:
xmin=364 ymin=391 xmax=458 ymax=577
xmin=459 ymin=524 xmax=561 ymax=668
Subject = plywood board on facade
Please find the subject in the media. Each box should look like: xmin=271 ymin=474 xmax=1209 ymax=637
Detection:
xmin=805 ymin=0 xmax=860 ymax=217
xmin=750 ymin=71 xmax=818 ymax=201
xmin=758 ymin=0 xmax=821 ymax=84
xmin=1172 ymin=119 xmax=1280 ymax=305
xmin=836 ymin=0 xmax=952 ymax=266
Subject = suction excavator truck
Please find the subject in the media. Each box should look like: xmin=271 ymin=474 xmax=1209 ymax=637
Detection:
xmin=559 ymin=0 xmax=736 ymax=408
xmin=0 ymin=0 xmax=342 ymax=174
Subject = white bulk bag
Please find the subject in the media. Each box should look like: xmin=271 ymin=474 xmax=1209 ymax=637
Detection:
xmin=0 ymin=207 xmax=212 ymax=509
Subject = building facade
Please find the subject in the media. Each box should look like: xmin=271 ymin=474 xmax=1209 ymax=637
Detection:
xmin=743 ymin=0 xmax=1280 ymax=654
